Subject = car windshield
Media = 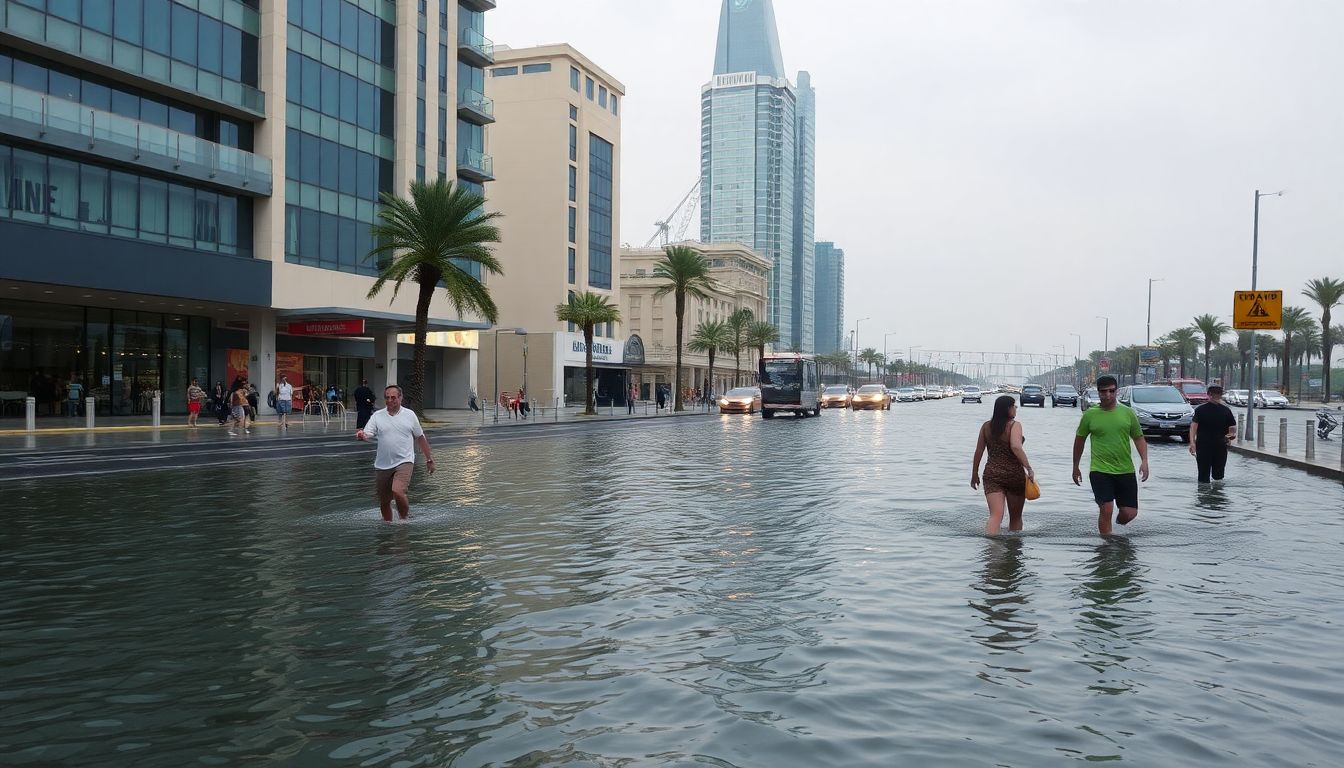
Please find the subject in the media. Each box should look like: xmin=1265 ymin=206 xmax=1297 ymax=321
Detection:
xmin=824 ymin=386 xmax=849 ymax=395
xmin=1132 ymin=386 xmax=1185 ymax=404
xmin=1086 ymin=388 xmax=1098 ymax=397
xmin=726 ymin=387 xmax=757 ymax=397
xmin=858 ymin=385 xmax=883 ymax=394
xmin=1023 ymin=386 xmax=1041 ymax=392
xmin=898 ymin=388 xmax=914 ymax=393
xmin=760 ymin=361 xmax=801 ymax=389
xmin=1179 ymin=383 xmax=1208 ymax=395
xmin=1055 ymin=385 xmax=1076 ymax=394
xmin=1258 ymin=390 xmax=1282 ymax=398
xmin=963 ymin=386 xmax=980 ymax=392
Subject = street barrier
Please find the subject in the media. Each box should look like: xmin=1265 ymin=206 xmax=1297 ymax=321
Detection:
xmin=25 ymin=396 xmax=35 ymax=432
xmin=85 ymin=397 xmax=94 ymax=429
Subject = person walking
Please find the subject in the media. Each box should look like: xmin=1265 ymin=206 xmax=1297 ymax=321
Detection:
xmin=1189 ymin=384 xmax=1238 ymax=483
xmin=212 ymin=381 xmax=228 ymax=425
xmin=1072 ymin=375 xmax=1149 ymax=536
xmin=228 ymin=377 xmax=250 ymax=435
xmin=971 ymin=395 xmax=1035 ymax=535
xmin=245 ymin=383 xmax=260 ymax=428
xmin=186 ymin=377 xmax=205 ymax=427
xmin=355 ymin=384 xmax=435 ymax=522
xmin=516 ymin=388 xmax=530 ymax=418
xmin=468 ymin=387 xmax=481 ymax=412
xmin=352 ymin=378 xmax=376 ymax=429
xmin=274 ymin=374 xmax=294 ymax=428
xmin=628 ymin=381 xmax=638 ymax=414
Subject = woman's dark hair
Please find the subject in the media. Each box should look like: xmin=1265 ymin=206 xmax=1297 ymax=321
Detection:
xmin=990 ymin=394 xmax=1016 ymax=440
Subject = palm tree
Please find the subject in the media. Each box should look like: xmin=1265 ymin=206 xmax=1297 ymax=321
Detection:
xmin=859 ymin=347 xmax=880 ymax=380
xmin=725 ymin=308 xmax=754 ymax=386
xmin=688 ymin=319 xmax=732 ymax=401
xmin=745 ymin=320 xmax=780 ymax=379
xmin=367 ymin=178 xmax=502 ymax=410
xmin=554 ymin=292 xmax=620 ymax=415
xmin=1191 ymin=314 xmax=1230 ymax=383
xmin=1301 ymin=277 xmax=1344 ymax=402
xmin=1256 ymin=334 xmax=1279 ymax=390
xmin=1278 ymin=306 xmax=1313 ymax=397
xmin=652 ymin=246 xmax=717 ymax=411
xmin=1166 ymin=327 xmax=1199 ymax=378
xmin=1236 ymin=330 xmax=1255 ymax=388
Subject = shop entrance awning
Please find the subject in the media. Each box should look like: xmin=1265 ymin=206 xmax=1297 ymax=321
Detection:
xmin=276 ymin=307 xmax=489 ymax=336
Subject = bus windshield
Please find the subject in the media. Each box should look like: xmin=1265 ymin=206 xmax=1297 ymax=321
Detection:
xmin=760 ymin=360 xmax=802 ymax=389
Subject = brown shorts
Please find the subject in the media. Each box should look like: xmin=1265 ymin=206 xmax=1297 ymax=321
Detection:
xmin=375 ymin=463 xmax=414 ymax=501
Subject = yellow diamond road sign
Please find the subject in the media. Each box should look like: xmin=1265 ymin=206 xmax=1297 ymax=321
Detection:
xmin=1233 ymin=290 xmax=1283 ymax=330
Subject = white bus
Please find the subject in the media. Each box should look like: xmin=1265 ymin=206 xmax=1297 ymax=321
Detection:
xmin=758 ymin=353 xmax=822 ymax=419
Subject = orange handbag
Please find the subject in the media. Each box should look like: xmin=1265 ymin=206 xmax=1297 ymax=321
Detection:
xmin=1024 ymin=476 xmax=1041 ymax=500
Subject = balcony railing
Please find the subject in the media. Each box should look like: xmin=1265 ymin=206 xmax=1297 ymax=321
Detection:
xmin=456 ymin=147 xmax=494 ymax=182
xmin=457 ymin=87 xmax=494 ymax=124
xmin=0 ymin=83 xmax=272 ymax=196
xmin=458 ymin=27 xmax=494 ymax=66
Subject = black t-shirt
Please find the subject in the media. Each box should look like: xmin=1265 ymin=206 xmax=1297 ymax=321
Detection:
xmin=1192 ymin=402 xmax=1237 ymax=445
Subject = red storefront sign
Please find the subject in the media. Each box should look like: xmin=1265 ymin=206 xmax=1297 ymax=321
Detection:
xmin=286 ymin=319 xmax=366 ymax=336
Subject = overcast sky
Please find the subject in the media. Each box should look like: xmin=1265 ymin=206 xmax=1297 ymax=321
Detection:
xmin=490 ymin=1 xmax=1342 ymax=364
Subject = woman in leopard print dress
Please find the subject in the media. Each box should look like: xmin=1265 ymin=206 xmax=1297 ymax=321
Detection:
xmin=971 ymin=395 xmax=1035 ymax=535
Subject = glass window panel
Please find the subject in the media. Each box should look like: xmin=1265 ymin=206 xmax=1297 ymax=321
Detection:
xmin=339 ymin=72 xmax=357 ymax=124
xmin=319 ymin=212 xmax=338 ymax=266
xmin=144 ymin=0 xmax=170 ymax=54
xmin=218 ymin=196 xmax=237 ymax=254
xmin=569 ymin=124 xmax=577 ymax=162
xmin=302 ymin=0 xmax=320 ymax=28
xmin=197 ymin=16 xmax=222 ymax=75
xmin=286 ymin=50 xmax=302 ymax=103
xmin=48 ymin=70 xmax=80 ymax=101
xmin=0 ymin=52 xmax=11 ymax=84
xmin=12 ymin=59 xmax=46 ymax=92
xmin=320 ymin=64 xmax=338 ymax=116
xmin=611 ymin=94 xmax=618 ymax=115
xmin=300 ymin=132 xmax=319 ymax=185
xmin=285 ymin=128 xmax=300 ymax=180
xmin=585 ymin=76 xmax=593 ymax=99
xmin=357 ymin=10 xmax=376 ymax=59
xmin=81 ymin=81 xmax=112 ymax=112
xmin=568 ymin=165 xmax=576 ymax=202
xmin=108 ymin=89 xmax=139 ymax=119
xmin=139 ymin=178 xmax=167 ymax=239
xmin=491 ymin=66 xmax=517 ymax=77
xmin=49 ymin=0 xmax=80 ymax=23
xmin=84 ymin=1 xmax=113 ymax=33
xmin=222 ymin=24 xmax=242 ymax=81
xmin=322 ymin=0 xmax=340 ymax=41
xmin=47 ymin=157 xmax=79 ymax=224
xmin=113 ymin=0 xmax=142 ymax=43
xmin=522 ymin=63 xmax=551 ymax=74
xmin=109 ymin=171 xmax=138 ymax=236
xmin=338 ymin=217 xmax=357 ymax=267
xmin=171 ymin=4 xmax=197 ymax=65
xmin=340 ymin=2 xmax=358 ymax=51
xmin=569 ymin=104 xmax=577 ymax=120
xmin=0 ymin=145 xmax=10 ymax=217
xmin=9 ymin=149 xmax=46 ymax=222
xmin=168 ymin=107 xmax=196 ymax=136
xmin=300 ymin=55 xmax=320 ymax=111
xmin=194 ymin=190 xmax=218 ymax=248
xmin=299 ymin=207 xmax=319 ymax=264
xmin=598 ymin=85 xmax=607 ymax=107
xmin=241 ymin=33 xmax=258 ymax=86
xmin=79 ymin=164 xmax=109 ymax=231
xmin=319 ymin=139 xmax=337 ymax=190
xmin=167 ymin=183 xmax=195 ymax=245
xmin=338 ymin=145 xmax=356 ymax=195
xmin=356 ymin=80 xmax=375 ymax=131
xmin=218 ymin=119 xmax=241 ymax=148
xmin=140 ymin=98 xmax=168 ymax=127
xmin=284 ymin=204 xmax=299 ymax=256
xmin=570 ymin=66 xmax=579 ymax=91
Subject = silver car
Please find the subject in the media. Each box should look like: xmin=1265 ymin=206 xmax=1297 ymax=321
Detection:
xmin=1119 ymin=385 xmax=1194 ymax=441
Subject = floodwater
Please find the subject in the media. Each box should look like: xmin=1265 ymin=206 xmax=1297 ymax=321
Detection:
xmin=3 ymin=398 xmax=1342 ymax=766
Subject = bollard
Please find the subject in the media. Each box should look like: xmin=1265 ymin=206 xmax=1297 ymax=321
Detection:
xmin=86 ymin=397 xmax=95 ymax=429
xmin=152 ymin=394 xmax=161 ymax=428
xmin=554 ymin=398 xmax=560 ymax=422
xmin=1278 ymin=418 xmax=1287 ymax=453
xmin=25 ymin=396 xmax=36 ymax=432
xmin=1305 ymin=421 xmax=1315 ymax=460
xmin=1256 ymin=415 xmax=1265 ymax=448
xmin=1236 ymin=415 xmax=1243 ymax=443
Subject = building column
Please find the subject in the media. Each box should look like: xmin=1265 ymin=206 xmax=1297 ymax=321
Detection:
xmin=372 ymin=331 xmax=399 ymax=405
xmin=248 ymin=311 xmax=277 ymax=413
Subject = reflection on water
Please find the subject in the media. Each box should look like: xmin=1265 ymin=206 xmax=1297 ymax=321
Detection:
xmin=3 ymin=406 xmax=1344 ymax=766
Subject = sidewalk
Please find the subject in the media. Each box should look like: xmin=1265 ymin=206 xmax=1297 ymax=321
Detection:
xmin=1228 ymin=412 xmax=1344 ymax=481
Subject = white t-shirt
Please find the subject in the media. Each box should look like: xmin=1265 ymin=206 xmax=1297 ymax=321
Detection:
xmin=277 ymin=382 xmax=293 ymax=400
xmin=362 ymin=407 xmax=424 ymax=469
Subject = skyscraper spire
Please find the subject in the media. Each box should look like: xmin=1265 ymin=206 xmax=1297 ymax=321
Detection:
xmin=713 ymin=0 xmax=786 ymax=78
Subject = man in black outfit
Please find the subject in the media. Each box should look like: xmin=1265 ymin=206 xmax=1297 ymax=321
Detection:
xmin=353 ymin=378 xmax=376 ymax=429
xmin=1189 ymin=385 xmax=1238 ymax=482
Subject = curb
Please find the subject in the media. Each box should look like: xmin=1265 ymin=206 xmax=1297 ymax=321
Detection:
xmin=1228 ymin=444 xmax=1344 ymax=481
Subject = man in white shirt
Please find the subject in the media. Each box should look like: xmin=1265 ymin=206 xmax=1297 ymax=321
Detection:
xmin=275 ymin=375 xmax=294 ymax=428
xmin=356 ymin=384 xmax=435 ymax=521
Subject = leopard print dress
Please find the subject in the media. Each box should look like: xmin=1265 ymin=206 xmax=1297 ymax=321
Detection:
xmin=981 ymin=421 xmax=1026 ymax=496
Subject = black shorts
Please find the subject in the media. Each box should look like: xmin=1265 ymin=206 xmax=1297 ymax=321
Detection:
xmin=1089 ymin=471 xmax=1138 ymax=509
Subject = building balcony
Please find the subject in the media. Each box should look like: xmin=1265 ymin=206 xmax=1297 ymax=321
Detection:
xmin=458 ymin=0 xmax=497 ymax=12
xmin=1 ymin=3 xmax=265 ymax=118
xmin=0 ymin=83 xmax=272 ymax=196
xmin=457 ymin=27 xmax=494 ymax=67
xmin=456 ymin=146 xmax=493 ymax=182
xmin=456 ymin=87 xmax=494 ymax=125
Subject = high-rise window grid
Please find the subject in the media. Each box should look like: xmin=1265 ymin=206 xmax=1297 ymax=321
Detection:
xmin=587 ymin=133 xmax=613 ymax=289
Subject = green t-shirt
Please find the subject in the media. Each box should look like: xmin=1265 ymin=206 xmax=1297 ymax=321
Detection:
xmin=1077 ymin=405 xmax=1142 ymax=474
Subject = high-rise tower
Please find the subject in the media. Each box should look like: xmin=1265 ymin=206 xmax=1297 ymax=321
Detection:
xmin=701 ymin=0 xmax=814 ymax=351
xmin=814 ymin=242 xmax=845 ymax=356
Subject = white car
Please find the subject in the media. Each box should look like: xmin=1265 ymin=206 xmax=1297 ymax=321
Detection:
xmin=1225 ymin=389 xmax=1246 ymax=406
xmin=1257 ymin=390 xmax=1290 ymax=409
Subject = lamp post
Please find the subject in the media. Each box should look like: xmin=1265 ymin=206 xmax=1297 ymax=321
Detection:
xmin=1245 ymin=189 xmax=1283 ymax=441
xmin=1146 ymin=278 xmax=1164 ymax=347
xmin=492 ymin=327 xmax=526 ymax=423
xmin=908 ymin=345 xmax=922 ymax=386
xmin=853 ymin=316 xmax=870 ymax=385
xmin=1069 ymin=332 xmax=1082 ymax=388
xmin=882 ymin=332 xmax=899 ymax=385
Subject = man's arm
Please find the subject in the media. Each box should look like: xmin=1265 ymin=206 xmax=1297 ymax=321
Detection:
xmin=416 ymin=433 xmax=435 ymax=474
xmin=1072 ymin=435 xmax=1087 ymax=485
xmin=356 ymin=413 xmax=376 ymax=441
xmin=1134 ymin=435 xmax=1150 ymax=481
xmin=1188 ymin=418 xmax=1199 ymax=455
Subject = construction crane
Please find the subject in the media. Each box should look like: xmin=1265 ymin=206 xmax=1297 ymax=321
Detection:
xmin=644 ymin=180 xmax=701 ymax=247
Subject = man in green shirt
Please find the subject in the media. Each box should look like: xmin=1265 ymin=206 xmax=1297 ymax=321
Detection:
xmin=1072 ymin=375 xmax=1149 ymax=536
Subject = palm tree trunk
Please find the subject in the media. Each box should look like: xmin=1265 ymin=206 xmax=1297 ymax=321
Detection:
xmin=734 ymin=345 xmax=742 ymax=388
xmin=1204 ymin=341 xmax=1212 ymax=382
xmin=673 ymin=291 xmax=685 ymax=412
xmin=1282 ymin=338 xmax=1292 ymax=396
xmin=707 ymin=349 xmax=716 ymax=406
xmin=1323 ymin=310 xmax=1334 ymax=403
xmin=409 ymin=276 xmax=435 ymax=411
xmin=584 ymin=324 xmax=595 ymax=415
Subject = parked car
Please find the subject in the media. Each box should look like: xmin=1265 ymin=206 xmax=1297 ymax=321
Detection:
xmin=1257 ymin=390 xmax=1290 ymax=409
xmin=820 ymin=385 xmax=852 ymax=409
xmin=911 ymin=386 xmax=926 ymax=400
xmin=1225 ymin=389 xmax=1246 ymax=406
xmin=1155 ymin=378 xmax=1210 ymax=406
xmin=1079 ymin=386 xmax=1100 ymax=411
xmin=895 ymin=387 xmax=917 ymax=402
xmin=961 ymin=385 xmax=983 ymax=403
xmin=1019 ymin=384 xmax=1046 ymax=407
xmin=1051 ymin=384 xmax=1079 ymax=408
xmin=717 ymin=386 xmax=762 ymax=414
xmin=1119 ymin=385 xmax=1194 ymax=440
xmin=851 ymin=384 xmax=892 ymax=410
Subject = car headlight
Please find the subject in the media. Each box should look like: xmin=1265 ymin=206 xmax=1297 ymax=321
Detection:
xmin=1133 ymin=408 xmax=1152 ymax=418
xmin=718 ymin=399 xmax=729 ymax=406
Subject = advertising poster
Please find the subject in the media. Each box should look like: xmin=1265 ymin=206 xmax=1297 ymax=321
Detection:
xmin=226 ymin=348 xmax=250 ymax=385
xmin=276 ymin=352 xmax=306 ymax=406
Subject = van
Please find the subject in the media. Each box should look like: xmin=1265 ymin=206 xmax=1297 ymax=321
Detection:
xmin=1154 ymin=378 xmax=1209 ymax=405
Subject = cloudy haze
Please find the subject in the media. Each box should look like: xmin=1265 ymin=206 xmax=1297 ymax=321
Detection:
xmin=490 ymin=1 xmax=1342 ymax=364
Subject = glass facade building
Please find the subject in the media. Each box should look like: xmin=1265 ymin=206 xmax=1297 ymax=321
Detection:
xmin=814 ymin=241 xmax=844 ymax=356
xmin=700 ymin=0 xmax=815 ymax=352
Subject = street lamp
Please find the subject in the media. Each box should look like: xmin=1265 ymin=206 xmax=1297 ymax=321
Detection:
xmin=853 ymin=316 xmax=870 ymax=385
xmin=1245 ymin=188 xmax=1283 ymax=441
xmin=1146 ymin=278 xmax=1164 ymax=347
xmin=493 ymin=327 xmax=526 ymax=423
xmin=1069 ymin=332 xmax=1082 ymax=388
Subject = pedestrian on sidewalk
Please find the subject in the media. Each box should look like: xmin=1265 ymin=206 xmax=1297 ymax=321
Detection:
xmin=1189 ymin=385 xmax=1238 ymax=482
xmin=656 ymin=384 xmax=666 ymax=411
xmin=356 ymin=384 xmax=434 ymax=522
xmin=516 ymin=388 xmax=529 ymax=418
xmin=212 ymin=381 xmax=227 ymax=425
xmin=971 ymin=395 xmax=1034 ymax=535
xmin=67 ymin=377 xmax=83 ymax=417
xmin=246 ymin=383 xmax=260 ymax=428
xmin=628 ymin=382 xmax=637 ymax=414
xmin=468 ymin=388 xmax=481 ymax=412
xmin=186 ymin=378 xmax=205 ymax=427
xmin=1072 ymin=374 xmax=1149 ymax=536
xmin=353 ymin=378 xmax=376 ymax=428
xmin=228 ymin=377 xmax=250 ymax=435
xmin=275 ymin=375 xmax=294 ymax=428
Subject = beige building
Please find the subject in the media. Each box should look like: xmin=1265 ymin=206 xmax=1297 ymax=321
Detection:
xmin=620 ymin=242 xmax=771 ymax=401
xmin=478 ymin=44 xmax=626 ymax=407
